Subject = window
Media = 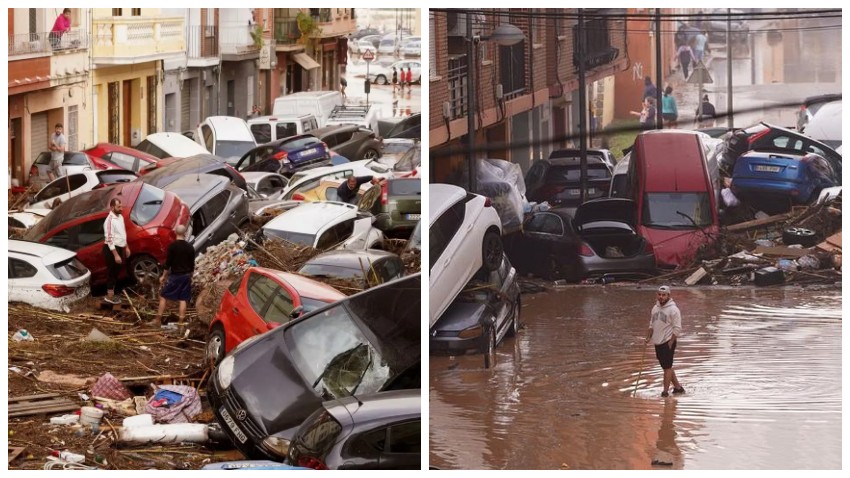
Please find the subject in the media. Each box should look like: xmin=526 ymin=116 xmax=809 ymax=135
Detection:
xmin=388 ymin=421 xmax=420 ymax=453
xmin=228 ymin=275 xmax=243 ymax=296
xmin=10 ymin=259 xmax=38 ymax=279
xmin=251 ymin=124 xmax=272 ymax=144
xmin=135 ymin=140 xmax=169 ymax=160
xmin=68 ymin=105 xmax=79 ymax=151
xmin=35 ymin=174 xmax=88 ymax=203
xmin=112 ymin=9 xmax=122 ymax=16
xmin=381 ymin=257 xmax=402 ymax=281
xmin=429 ymin=12 xmax=437 ymax=79
xmin=48 ymin=258 xmax=88 ymax=280
xmin=643 ymin=192 xmax=712 ymax=228
xmin=263 ymin=291 xmax=294 ymax=323
xmin=76 ymin=220 xmax=106 ymax=248
xmin=429 ymin=200 xmax=465 ymax=271
xmin=202 ymin=191 xmax=230 ymax=222
xmin=301 ymin=119 xmax=317 ymax=132
xmin=447 ymin=55 xmax=468 ymax=119
xmin=65 ymin=153 xmax=91 ymax=166
xmin=573 ymin=16 xmax=617 ymax=68
xmin=247 ymin=274 xmax=278 ymax=315
xmin=317 ymin=219 xmax=354 ymax=250
xmin=201 ymin=125 xmax=214 ymax=151
xmin=276 ymin=122 xmax=298 ymax=139
xmin=130 ymin=184 xmax=165 ymax=226
xmin=527 ymin=213 xmax=564 ymax=235
xmin=131 ymin=8 xmax=141 ymax=16
xmin=106 ymin=152 xmax=137 ymax=171
xmin=205 ymin=9 xmax=216 ymax=37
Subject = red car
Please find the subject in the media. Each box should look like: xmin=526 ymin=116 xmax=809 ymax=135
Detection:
xmin=206 ymin=267 xmax=346 ymax=365
xmin=23 ymin=182 xmax=190 ymax=286
xmin=85 ymin=143 xmax=162 ymax=173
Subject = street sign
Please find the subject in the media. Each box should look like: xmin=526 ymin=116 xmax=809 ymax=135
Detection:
xmin=362 ymin=49 xmax=375 ymax=62
xmin=687 ymin=61 xmax=713 ymax=84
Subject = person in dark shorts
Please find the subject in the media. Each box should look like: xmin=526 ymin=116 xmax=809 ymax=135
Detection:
xmin=102 ymin=198 xmax=131 ymax=304
xmin=391 ymin=67 xmax=399 ymax=96
xmin=336 ymin=175 xmax=382 ymax=204
xmin=155 ymin=225 xmax=195 ymax=330
xmin=645 ymin=285 xmax=685 ymax=397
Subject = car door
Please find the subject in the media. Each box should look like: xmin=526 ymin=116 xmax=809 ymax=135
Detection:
xmin=332 ymin=130 xmax=359 ymax=159
xmin=524 ymin=161 xmax=550 ymax=201
xmin=31 ymin=174 xmax=89 ymax=208
xmin=193 ymin=190 xmax=231 ymax=251
xmin=378 ymin=420 xmax=420 ymax=470
xmin=237 ymin=272 xmax=278 ymax=342
xmin=260 ymin=284 xmax=296 ymax=329
xmin=9 ymin=258 xmax=40 ymax=303
xmin=522 ymin=212 xmax=569 ymax=277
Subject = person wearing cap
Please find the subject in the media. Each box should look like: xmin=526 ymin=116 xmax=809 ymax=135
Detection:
xmin=645 ymin=285 xmax=685 ymax=397
xmin=155 ymin=225 xmax=195 ymax=331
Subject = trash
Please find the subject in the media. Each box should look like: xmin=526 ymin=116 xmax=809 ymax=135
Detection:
xmin=754 ymin=239 xmax=775 ymax=247
xmin=797 ymin=255 xmax=820 ymax=270
xmin=93 ymin=396 xmax=136 ymax=416
xmin=37 ymin=370 xmax=91 ymax=388
xmin=84 ymin=328 xmax=112 ymax=343
xmin=144 ymin=385 xmax=201 ymax=424
xmin=91 ymin=373 xmax=132 ymax=401
xmin=119 ymin=423 xmax=210 ymax=444
xmin=79 ymin=407 xmax=104 ymax=427
xmin=776 ymin=259 xmax=799 ymax=272
xmin=754 ymin=266 xmax=785 ymax=286
xmin=133 ymin=396 xmax=149 ymax=415
xmin=123 ymin=413 xmax=155 ymax=428
xmin=754 ymin=211 xmax=770 ymax=220
xmin=721 ymin=188 xmax=741 ymax=207
xmin=12 ymin=329 xmax=34 ymax=342
xmin=49 ymin=414 xmax=80 ymax=426
xmin=684 ymin=267 xmax=709 ymax=286
xmin=50 ymin=450 xmax=85 ymax=464
xmin=605 ymin=246 xmax=625 ymax=258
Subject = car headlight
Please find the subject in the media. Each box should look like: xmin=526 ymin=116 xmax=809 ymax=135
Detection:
xmin=262 ymin=436 xmax=291 ymax=458
xmin=217 ymin=355 xmax=235 ymax=390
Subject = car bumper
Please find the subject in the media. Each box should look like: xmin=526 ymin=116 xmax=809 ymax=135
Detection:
xmin=429 ymin=334 xmax=486 ymax=356
xmin=208 ymin=375 xmax=275 ymax=461
xmin=580 ymin=254 xmax=657 ymax=278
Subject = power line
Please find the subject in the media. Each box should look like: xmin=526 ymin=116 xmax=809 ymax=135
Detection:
xmin=430 ymin=8 xmax=842 ymax=21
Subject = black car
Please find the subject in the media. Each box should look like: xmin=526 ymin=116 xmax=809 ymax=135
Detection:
xmin=287 ymin=390 xmax=420 ymax=470
xmin=208 ymin=273 xmax=421 ymax=461
xmin=298 ymin=249 xmax=404 ymax=288
xmin=525 ymin=149 xmax=614 ymax=210
xmin=506 ymin=208 xmax=582 ymax=281
xmin=235 ymin=135 xmax=331 ymax=176
xmin=378 ymin=113 xmax=421 ymax=140
xmin=161 ymin=174 xmax=249 ymax=253
xmin=720 ymin=122 xmax=843 ymax=177
xmin=429 ymin=253 xmax=520 ymax=369
xmin=139 ymin=154 xmax=247 ymax=191
xmin=310 ymin=125 xmax=383 ymax=161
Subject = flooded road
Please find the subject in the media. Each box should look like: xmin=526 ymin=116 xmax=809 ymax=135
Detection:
xmin=429 ymin=285 xmax=842 ymax=470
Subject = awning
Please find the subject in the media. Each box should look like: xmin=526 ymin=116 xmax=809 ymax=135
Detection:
xmin=292 ymin=52 xmax=320 ymax=70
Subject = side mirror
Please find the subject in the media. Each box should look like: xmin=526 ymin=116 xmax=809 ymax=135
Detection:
xmin=290 ymin=305 xmax=304 ymax=319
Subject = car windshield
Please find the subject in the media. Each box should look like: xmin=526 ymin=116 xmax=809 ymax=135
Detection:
xmin=48 ymin=257 xmax=89 ymax=280
xmin=384 ymin=142 xmax=414 ymax=155
xmin=25 ymin=187 xmax=115 ymax=240
xmin=300 ymin=297 xmax=334 ymax=313
xmin=286 ymin=305 xmax=391 ymax=399
xmin=130 ymin=184 xmax=166 ymax=226
xmin=216 ymin=141 xmax=256 ymax=160
xmin=642 ymin=192 xmax=713 ymax=229
xmin=394 ymin=146 xmax=421 ymax=172
xmin=300 ymin=263 xmax=364 ymax=280
xmin=545 ymin=164 xmax=611 ymax=182
xmin=283 ymin=137 xmax=321 ymax=151
xmin=263 ymin=230 xmax=316 ymax=247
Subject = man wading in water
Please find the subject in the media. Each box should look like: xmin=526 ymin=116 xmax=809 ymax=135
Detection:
xmin=645 ymin=286 xmax=685 ymax=397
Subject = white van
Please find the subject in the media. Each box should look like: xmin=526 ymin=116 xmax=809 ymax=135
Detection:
xmin=196 ymin=116 xmax=258 ymax=161
xmin=324 ymin=105 xmax=383 ymax=133
xmin=272 ymin=91 xmax=343 ymax=127
xmin=247 ymin=114 xmax=319 ymax=144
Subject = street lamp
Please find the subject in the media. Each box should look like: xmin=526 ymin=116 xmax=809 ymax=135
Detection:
xmin=466 ymin=17 xmax=524 ymax=193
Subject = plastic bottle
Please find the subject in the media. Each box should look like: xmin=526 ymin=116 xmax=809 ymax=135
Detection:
xmin=51 ymin=450 xmax=85 ymax=464
xmin=12 ymin=329 xmax=34 ymax=342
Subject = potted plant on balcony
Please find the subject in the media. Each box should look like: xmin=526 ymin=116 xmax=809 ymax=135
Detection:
xmin=250 ymin=24 xmax=263 ymax=50
xmin=296 ymin=11 xmax=321 ymax=44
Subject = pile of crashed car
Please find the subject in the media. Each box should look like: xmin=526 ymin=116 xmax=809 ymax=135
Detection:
xmin=8 ymin=94 xmax=423 ymax=470
xmin=429 ymin=111 xmax=842 ymax=367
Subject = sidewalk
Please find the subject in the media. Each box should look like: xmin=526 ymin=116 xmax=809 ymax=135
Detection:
xmin=665 ymin=55 xmax=715 ymax=128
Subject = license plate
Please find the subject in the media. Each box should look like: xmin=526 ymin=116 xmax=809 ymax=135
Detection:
xmin=754 ymin=165 xmax=781 ymax=173
xmin=301 ymin=148 xmax=317 ymax=157
xmin=219 ymin=407 xmax=248 ymax=443
xmin=568 ymin=189 xmax=580 ymax=196
xmin=406 ymin=214 xmax=420 ymax=220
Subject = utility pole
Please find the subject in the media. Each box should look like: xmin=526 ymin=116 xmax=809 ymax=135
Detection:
xmin=655 ymin=8 xmax=663 ymax=129
xmin=466 ymin=13 xmax=477 ymax=193
xmin=578 ymin=10 xmax=588 ymax=204
xmin=727 ymin=8 xmax=734 ymax=128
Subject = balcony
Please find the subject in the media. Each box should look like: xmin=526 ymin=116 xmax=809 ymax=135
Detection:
xmin=309 ymin=8 xmax=356 ymax=38
xmin=9 ymin=30 xmax=89 ymax=58
xmin=220 ymin=25 xmax=260 ymax=61
xmin=187 ymin=25 xmax=220 ymax=67
xmin=92 ymin=16 xmax=185 ymax=65
xmin=447 ymin=55 xmax=469 ymax=120
xmin=273 ymin=18 xmax=303 ymax=51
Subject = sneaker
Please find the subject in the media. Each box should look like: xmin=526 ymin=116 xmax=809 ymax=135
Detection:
xmin=103 ymin=296 xmax=121 ymax=305
xmin=672 ymin=387 xmax=685 ymax=394
xmin=661 ymin=391 xmax=669 ymax=397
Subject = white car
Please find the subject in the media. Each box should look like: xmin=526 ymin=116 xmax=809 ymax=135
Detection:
xmin=28 ymin=152 xmax=96 ymax=190
xmin=9 ymin=209 xmax=50 ymax=230
xmin=9 ymin=240 xmax=91 ymax=312
xmin=28 ymin=170 xmax=138 ymax=210
xmin=261 ymin=201 xmax=384 ymax=251
xmin=352 ymin=39 xmax=375 ymax=56
xmin=243 ymin=172 xmax=290 ymax=200
xmin=401 ymin=40 xmax=420 ymax=57
xmin=196 ymin=116 xmax=258 ymax=162
xmin=429 ymin=184 xmax=503 ymax=327
xmin=804 ymin=100 xmax=841 ymax=151
xmin=280 ymin=159 xmax=392 ymax=199
xmin=367 ymin=60 xmax=422 ymax=85
xmin=135 ymin=132 xmax=209 ymax=159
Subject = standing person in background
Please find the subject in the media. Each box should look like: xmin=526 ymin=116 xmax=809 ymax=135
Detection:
xmin=339 ymin=77 xmax=348 ymax=102
xmin=645 ymin=286 xmax=685 ymax=398
xmin=391 ymin=67 xmax=399 ymax=97
xmin=643 ymin=77 xmax=657 ymax=104
xmin=694 ymin=94 xmax=717 ymax=127
xmin=50 ymin=8 xmax=72 ymax=49
xmin=661 ymin=86 xmax=679 ymax=128
xmin=102 ymin=199 xmax=131 ymax=305
xmin=693 ymin=31 xmax=709 ymax=64
xmin=47 ymin=123 xmax=66 ymax=182
xmin=677 ymin=43 xmax=697 ymax=80
xmin=155 ymin=225 xmax=195 ymax=333
xmin=406 ymin=67 xmax=414 ymax=96
xmin=631 ymin=97 xmax=657 ymax=131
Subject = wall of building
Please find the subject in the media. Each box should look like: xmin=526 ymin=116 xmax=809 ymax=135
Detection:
xmin=220 ymin=59 xmax=258 ymax=118
xmin=92 ymin=62 xmax=158 ymax=145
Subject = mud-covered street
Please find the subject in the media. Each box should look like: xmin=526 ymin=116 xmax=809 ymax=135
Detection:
xmin=429 ymin=285 xmax=841 ymax=470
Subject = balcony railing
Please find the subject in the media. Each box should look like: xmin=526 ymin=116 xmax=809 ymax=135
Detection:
xmin=92 ymin=16 xmax=184 ymax=61
xmin=447 ymin=55 xmax=468 ymax=120
xmin=9 ymin=30 xmax=89 ymax=57
xmin=220 ymin=25 xmax=259 ymax=55
xmin=187 ymin=25 xmax=219 ymax=59
xmin=274 ymin=19 xmax=300 ymax=45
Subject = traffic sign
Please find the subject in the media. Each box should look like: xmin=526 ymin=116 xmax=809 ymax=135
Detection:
xmin=362 ymin=49 xmax=375 ymax=62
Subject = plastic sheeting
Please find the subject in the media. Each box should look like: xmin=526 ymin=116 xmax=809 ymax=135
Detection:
xmin=473 ymin=159 xmax=526 ymax=233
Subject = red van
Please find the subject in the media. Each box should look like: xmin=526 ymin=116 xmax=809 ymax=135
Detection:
xmin=628 ymin=130 xmax=719 ymax=268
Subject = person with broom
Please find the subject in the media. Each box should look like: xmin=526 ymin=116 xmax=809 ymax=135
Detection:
xmin=645 ymin=285 xmax=685 ymax=397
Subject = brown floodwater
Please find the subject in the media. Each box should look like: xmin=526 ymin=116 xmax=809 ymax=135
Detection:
xmin=429 ymin=285 xmax=842 ymax=470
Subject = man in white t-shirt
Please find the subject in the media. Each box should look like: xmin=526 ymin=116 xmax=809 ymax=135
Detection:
xmin=48 ymin=123 xmax=67 ymax=182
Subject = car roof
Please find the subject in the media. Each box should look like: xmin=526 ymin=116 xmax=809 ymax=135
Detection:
xmin=252 ymin=268 xmax=345 ymax=301
xmin=264 ymin=201 xmax=357 ymax=234
xmin=162 ymin=174 xmax=229 ymax=208
xmin=325 ymin=389 xmax=420 ymax=428
xmin=804 ymin=101 xmax=841 ymax=140
xmin=87 ymin=143 xmax=159 ymax=161
xmin=248 ymin=114 xmax=315 ymax=124
xmin=429 ymin=184 xmax=467 ymax=226
xmin=242 ymin=171 xmax=284 ymax=184
xmin=304 ymin=249 xmax=398 ymax=268
xmin=634 ymin=131 xmax=708 ymax=192
xmin=311 ymin=125 xmax=361 ymax=137
xmin=9 ymin=239 xmax=77 ymax=265
xmin=202 ymin=116 xmax=255 ymax=141
xmin=142 ymin=133 xmax=208 ymax=156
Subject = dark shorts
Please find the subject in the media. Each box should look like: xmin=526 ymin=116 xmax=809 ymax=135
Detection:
xmin=655 ymin=342 xmax=677 ymax=370
xmin=161 ymin=273 xmax=192 ymax=302
xmin=663 ymin=113 xmax=678 ymax=122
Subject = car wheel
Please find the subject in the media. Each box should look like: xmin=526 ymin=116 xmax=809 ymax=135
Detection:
xmin=783 ymin=227 xmax=818 ymax=247
xmin=376 ymin=75 xmax=387 ymax=85
xmin=482 ymin=229 xmax=503 ymax=272
xmin=130 ymin=255 xmax=161 ymax=283
xmin=206 ymin=325 xmax=226 ymax=367
xmin=361 ymin=148 xmax=379 ymax=160
xmin=507 ymin=297 xmax=521 ymax=338
xmin=483 ymin=327 xmax=497 ymax=369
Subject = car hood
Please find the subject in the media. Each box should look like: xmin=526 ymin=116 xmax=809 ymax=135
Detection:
xmin=574 ymin=198 xmax=637 ymax=228
xmin=229 ymin=333 xmax=323 ymax=440
xmin=638 ymin=225 xmax=718 ymax=268
xmin=432 ymin=301 xmax=489 ymax=333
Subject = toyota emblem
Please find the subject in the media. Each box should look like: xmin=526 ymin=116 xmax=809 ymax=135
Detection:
xmin=236 ymin=409 xmax=247 ymax=421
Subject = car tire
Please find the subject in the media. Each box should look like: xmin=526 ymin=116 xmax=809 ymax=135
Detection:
xmin=376 ymin=75 xmax=387 ymax=85
xmin=361 ymin=148 xmax=379 ymax=160
xmin=507 ymin=297 xmax=521 ymax=338
xmin=783 ymin=227 xmax=818 ymax=248
xmin=482 ymin=229 xmax=503 ymax=272
xmin=130 ymin=254 xmax=161 ymax=283
xmin=206 ymin=324 xmax=226 ymax=367
xmin=483 ymin=327 xmax=497 ymax=369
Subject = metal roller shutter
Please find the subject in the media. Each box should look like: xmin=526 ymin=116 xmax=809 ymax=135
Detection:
xmin=30 ymin=112 xmax=48 ymax=162
xmin=181 ymin=86 xmax=191 ymax=131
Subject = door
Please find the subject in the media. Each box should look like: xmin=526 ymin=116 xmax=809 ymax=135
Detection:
xmin=122 ymin=80 xmax=132 ymax=146
xmin=30 ymin=112 xmax=49 ymax=167
xmin=44 ymin=219 xmax=108 ymax=283
xmin=333 ymin=131 xmax=358 ymax=158
xmin=242 ymin=273 xmax=278 ymax=339
xmin=11 ymin=118 xmax=23 ymax=185
xmin=108 ymin=82 xmax=120 ymax=144
xmin=226 ymin=80 xmax=235 ymax=117
xmin=165 ymin=93 xmax=177 ymax=132
xmin=378 ymin=420 xmax=420 ymax=469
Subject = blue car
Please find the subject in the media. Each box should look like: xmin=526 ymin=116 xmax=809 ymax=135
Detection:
xmin=731 ymin=150 xmax=840 ymax=214
xmin=234 ymin=135 xmax=331 ymax=176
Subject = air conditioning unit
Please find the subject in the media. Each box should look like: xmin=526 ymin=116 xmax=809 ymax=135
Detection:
xmin=446 ymin=12 xmax=484 ymax=38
